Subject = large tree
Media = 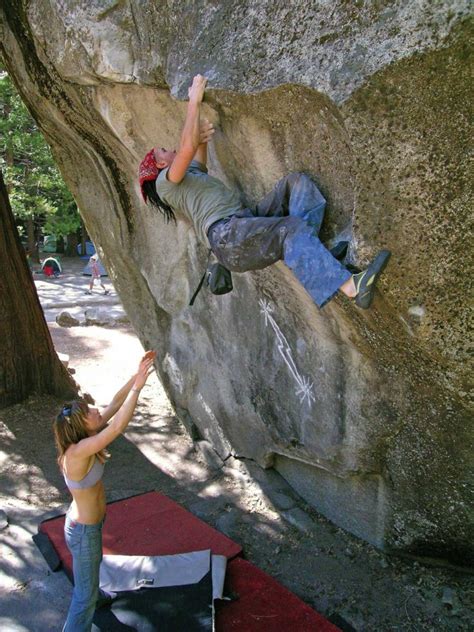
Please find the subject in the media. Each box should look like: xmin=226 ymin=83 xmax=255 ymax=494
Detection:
xmin=0 ymin=169 xmax=77 ymax=407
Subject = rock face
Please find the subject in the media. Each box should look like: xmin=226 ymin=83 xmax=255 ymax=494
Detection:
xmin=1 ymin=2 xmax=472 ymax=564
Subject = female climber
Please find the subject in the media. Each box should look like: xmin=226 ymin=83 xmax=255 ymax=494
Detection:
xmin=139 ymin=74 xmax=390 ymax=309
xmin=53 ymin=350 xmax=156 ymax=631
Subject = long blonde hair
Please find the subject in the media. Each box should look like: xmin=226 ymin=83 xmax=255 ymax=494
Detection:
xmin=53 ymin=400 xmax=107 ymax=469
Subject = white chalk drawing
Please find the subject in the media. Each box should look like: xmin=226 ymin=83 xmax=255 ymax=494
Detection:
xmin=259 ymin=299 xmax=315 ymax=407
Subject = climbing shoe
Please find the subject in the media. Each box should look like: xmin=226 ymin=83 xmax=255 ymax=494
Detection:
xmin=353 ymin=250 xmax=391 ymax=309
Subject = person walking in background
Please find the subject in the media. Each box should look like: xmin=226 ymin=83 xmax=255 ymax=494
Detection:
xmin=53 ymin=351 xmax=156 ymax=631
xmin=86 ymin=254 xmax=109 ymax=295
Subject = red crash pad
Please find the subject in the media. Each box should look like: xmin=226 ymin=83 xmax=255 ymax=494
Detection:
xmin=215 ymin=557 xmax=340 ymax=632
xmin=39 ymin=491 xmax=338 ymax=630
xmin=39 ymin=491 xmax=242 ymax=579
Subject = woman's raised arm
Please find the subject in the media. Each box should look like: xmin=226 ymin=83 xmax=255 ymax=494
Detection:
xmin=69 ymin=351 xmax=156 ymax=459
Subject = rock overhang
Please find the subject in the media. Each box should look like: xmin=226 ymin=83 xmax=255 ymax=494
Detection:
xmin=1 ymin=1 xmax=472 ymax=564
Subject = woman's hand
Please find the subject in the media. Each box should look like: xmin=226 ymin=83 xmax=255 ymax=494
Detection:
xmin=188 ymin=74 xmax=207 ymax=104
xmin=199 ymin=118 xmax=215 ymax=144
xmin=133 ymin=350 xmax=156 ymax=390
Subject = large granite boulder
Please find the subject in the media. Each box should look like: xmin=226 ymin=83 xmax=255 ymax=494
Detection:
xmin=1 ymin=1 xmax=472 ymax=564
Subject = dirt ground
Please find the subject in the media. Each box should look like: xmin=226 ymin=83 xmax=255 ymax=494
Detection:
xmin=0 ymin=259 xmax=473 ymax=631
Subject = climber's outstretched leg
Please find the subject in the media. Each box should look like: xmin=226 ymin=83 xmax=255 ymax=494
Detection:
xmin=251 ymin=172 xmax=391 ymax=309
xmin=208 ymin=213 xmax=390 ymax=309
xmin=282 ymin=222 xmax=352 ymax=307
xmin=208 ymin=213 xmax=349 ymax=307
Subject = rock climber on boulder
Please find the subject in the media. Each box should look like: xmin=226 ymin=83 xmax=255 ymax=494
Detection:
xmin=139 ymin=74 xmax=390 ymax=309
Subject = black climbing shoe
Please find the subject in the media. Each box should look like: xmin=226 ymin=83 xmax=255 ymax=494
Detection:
xmin=353 ymin=250 xmax=391 ymax=309
xmin=330 ymin=241 xmax=349 ymax=261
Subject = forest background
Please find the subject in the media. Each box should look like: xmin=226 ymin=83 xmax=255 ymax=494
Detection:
xmin=0 ymin=61 xmax=84 ymax=260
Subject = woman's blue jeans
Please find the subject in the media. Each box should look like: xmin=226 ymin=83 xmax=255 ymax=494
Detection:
xmin=62 ymin=513 xmax=104 ymax=632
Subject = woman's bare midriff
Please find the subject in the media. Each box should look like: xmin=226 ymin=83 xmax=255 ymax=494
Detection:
xmin=68 ymin=481 xmax=106 ymax=524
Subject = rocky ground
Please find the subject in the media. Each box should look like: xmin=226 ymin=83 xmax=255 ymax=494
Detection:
xmin=0 ymin=257 xmax=472 ymax=631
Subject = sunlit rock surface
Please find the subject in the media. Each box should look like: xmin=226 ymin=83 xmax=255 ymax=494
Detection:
xmin=1 ymin=1 xmax=472 ymax=563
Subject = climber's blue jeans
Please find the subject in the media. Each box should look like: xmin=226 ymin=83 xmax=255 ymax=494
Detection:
xmin=62 ymin=513 xmax=104 ymax=632
xmin=208 ymin=173 xmax=351 ymax=308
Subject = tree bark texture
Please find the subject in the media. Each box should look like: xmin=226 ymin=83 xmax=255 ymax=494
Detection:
xmin=0 ymin=169 xmax=77 ymax=407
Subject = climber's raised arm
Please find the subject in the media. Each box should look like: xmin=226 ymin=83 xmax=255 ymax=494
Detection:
xmin=167 ymin=74 xmax=207 ymax=183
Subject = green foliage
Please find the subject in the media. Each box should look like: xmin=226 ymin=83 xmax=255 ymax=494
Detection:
xmin=0 ymin=67 xmax=80 ymax=237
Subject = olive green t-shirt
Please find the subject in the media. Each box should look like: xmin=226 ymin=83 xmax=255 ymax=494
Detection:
xmin=155 ymin=160 xmax=242 ymax=246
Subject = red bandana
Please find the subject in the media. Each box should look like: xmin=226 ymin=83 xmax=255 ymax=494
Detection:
xmin=138 ymin=149 xmax=159 ymax=202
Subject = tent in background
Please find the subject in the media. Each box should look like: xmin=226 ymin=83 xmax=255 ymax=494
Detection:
xmin=42 ymin=235 xmax=57 ymax=253
xmin=41 ymin=256 xmax=62 ymax=276
xmin=77 ymin=241 xmax=95 ymax=258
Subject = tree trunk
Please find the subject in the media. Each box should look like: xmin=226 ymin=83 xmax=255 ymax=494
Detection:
xmin=80 ymin=219 xmax=87 ymax=256
xmin=56 ymin=235 xmax=65 ymax=254
xmin=0 ymin=169 xmax=77 ymax=408
xmin=4 ymin=105 xmax=14 ymax=194
xmin=27 ymin=215 xmax=36 ymax=256
xmin=66 ymin=231 xmax=79 ymax=257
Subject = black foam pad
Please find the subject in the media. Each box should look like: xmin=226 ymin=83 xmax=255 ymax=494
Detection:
xmin=33 ymin=532 xmax=61 ymax=572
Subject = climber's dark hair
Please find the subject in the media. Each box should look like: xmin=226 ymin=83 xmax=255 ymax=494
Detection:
xmin=142 ymin=179 xmax=176 ymax=224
